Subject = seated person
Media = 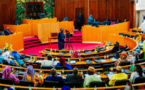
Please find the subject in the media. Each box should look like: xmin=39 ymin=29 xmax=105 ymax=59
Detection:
xmin=127 ymin=51 xmax=136 ymax=64
xmin=66 ymin=67 xmax=82 ymax=83
xmin=41 ymin=54 xmax=57 ymax=67
xmin=2 ymin=50 xmax=12 ymax=64
xmin=2 ymin=66 xmax=20 ymax=84
xmin=4 ymin=27 xmax=11 ymax=36
xmin=0 ymin=49 xmax=4 ymax=64
xmin=95 ymin=46 xmax=100 ymax=52
xmin=87 ymin=15 xmax=93 ymax=25
xmin=130 ymin=65 xmax=144 ymax=83
xmin=23 ymin=65 xmax=41 ymax=86
xmin=56 ymin=57 xmax=72 ymax=70
xmin=71 ymin=51 xmax=81 ymax=58
xmin=83 ymin=66 xmax=102 ymax=88
xmin=115 ymin=51 xmax=128 ymax=66
xmin=110 ymin=19 xmax=116 ymax=25
xmin=10 ymin=51 xmax=25 ymax=67
xmin=46 ymin=68 xmax=65 ymax=86
xmin=112 ymin=42 xmax=119 ymax=53
xmin=109 ymin=66 xmax=128 ymax=86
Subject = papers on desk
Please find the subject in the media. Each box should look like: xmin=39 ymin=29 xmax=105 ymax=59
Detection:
xmin=59 ymin=53 xmax=64 ymax=55
xmin=69 ymin=60 xmax=76 ymax=64
xmin=85 ymin=60 xmax=92 ymax=64
xmin=100 ymin=59 xmax=106 ymax=62
xmin=110 ymin=57 xmax=117 ymax=61
xmin=85 ymin=51 xmax=92 ymax=54
xmin=35 ymin=60 xmax=43 ymax=63
xmin=107 ymin=72 xmax=115 ymax=80
xmin=44 ymin=50 xmax=50 ymax=53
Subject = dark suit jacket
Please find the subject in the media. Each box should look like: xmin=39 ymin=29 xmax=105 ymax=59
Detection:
xmin=66 ymin=74 xmax=82 ymax=83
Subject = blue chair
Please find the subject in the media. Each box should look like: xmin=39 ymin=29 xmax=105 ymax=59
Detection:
xmin=63 ymin=17 xmax=68 ymax=21
xmin=103 ymin=21 xmax=110 ymax=25
xmin=40 ymin=13 xmax=45 ymax=19
xmin=25 ymin=14 xmax=31 ymax=19
xmin=15 ymin=20 xmax=21 ymax=25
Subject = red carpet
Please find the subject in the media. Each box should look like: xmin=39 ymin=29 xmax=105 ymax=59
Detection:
xmin=20 ymin=31 xmax=104 ymax=56
xmin=20 ymin=43 xmax=104 ymax=56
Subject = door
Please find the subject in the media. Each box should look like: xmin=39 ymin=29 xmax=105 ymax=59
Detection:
xmin=75 ymin=8 xmax=84 ymax=29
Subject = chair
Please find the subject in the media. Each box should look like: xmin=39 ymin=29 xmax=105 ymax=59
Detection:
xmin=37 ymin=57 xmax=44 ymax=60
xmin=3 ymin=60 xmax=9 ymax=65
xmin=90 ymin=81 xmax=106 ymax=87
xmin=132 ymin=30 xmax=137 ymax=33
xmin=44 ymin=80 xmax=61 ymax=87
xmin=135 ymin=59 xmax=145 ymax=63
xmin=0 ymin=78 xmax=13 ymax=85
xmin=134 ymin=77 xmax=145 ymax=84
xmin=63 ymin=17 xmax=68 ymax=21
xmin=0 ymin=31 xmax=4 ymax=36
xmin=103 ymin=63 xmax=114 ymax=68
xmin=103 ymin=21 xmax=109 ymax=25
xmin=131 ymin=35 xmax=135 ymax=39
xmin=84 ymin=58 xmax=92 ymax=61
xmin=65 ymin=82 xmax=82 ymax=88
xmin=115 ymin=80 xmax=129 ymax=86
xmin=120 ymin=61 xmax=130 ymax=66
xmin=15 ymin=68 xmax=24 ymax=71
xmin=40 ymin=13 xmax=45 ymax=19
xmin=42 ymin=66 xmax=53 ymax=69
xmin=138 ymin=31 xmax=144 ymax=34
xmin=55 ymin=66 xmax=68 ymax=70
xmin=125 ymin=34 xmax=130 ymax=37
xmin=15 ymin=20 xmax=21 ymax=25
xmin=20 ymin=54 xmax=26 ymax=59
xmin=119 ymin=33 xmax=124 ymax=36
xmin=92 ymin=65 xmax=101 ymax=69
xmin=25 ymin=14 xmax=31 ymax=19
xmin=19 ymin=80 xmax=34 ymax=86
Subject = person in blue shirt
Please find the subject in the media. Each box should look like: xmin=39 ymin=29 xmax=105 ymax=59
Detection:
xmin=4 ymin=27 xmax=11 ymax=36
xmin=58 ymin=28 xmax=65 ymax=50
xmin=46 ymin=68 xmax=65 ymax=86
xmin=10 ymin=51 xmax=25 ymax=67
xmin=87 ymin=15 xmax=93 ymax=25
xmin=77 ymin=13 xmax=84 ymax=31
xmin=0 ymin=49 xmax=4 ymax=64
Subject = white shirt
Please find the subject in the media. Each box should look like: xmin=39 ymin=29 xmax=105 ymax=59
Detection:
xmin=2 ymin=51 xmax=12 ymax=63
xmin=41 ymin=60 xmax=57 ymax=67
xmin=130 ymin=72 xmax=144 ymax=83
xmin=128 ymin=56 xmax=135 ymax=64
xmin=139 ymin=20 xmax=145 ymax=32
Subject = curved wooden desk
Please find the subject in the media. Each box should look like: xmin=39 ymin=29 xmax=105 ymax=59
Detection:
xmin=0 ymin=32 xmax=24 ymax=51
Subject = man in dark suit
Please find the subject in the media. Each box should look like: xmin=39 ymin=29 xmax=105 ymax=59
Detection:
xmin=66 ymin=67 xmax=82 ymax=83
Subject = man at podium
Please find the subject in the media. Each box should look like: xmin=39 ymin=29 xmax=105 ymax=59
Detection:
xmin=58 ymin=28 xmax=65 ymax=50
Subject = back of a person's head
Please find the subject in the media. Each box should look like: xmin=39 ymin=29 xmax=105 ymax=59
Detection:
xmin=51 ymin=68 xmax=56 ymax=77
xmin=47 ymin=54 xmax=52 ymax=60
xmin=88 ymin=66 xmax=95 ymax=75
xmin=73 ymin=67 xmax=78 ymax=75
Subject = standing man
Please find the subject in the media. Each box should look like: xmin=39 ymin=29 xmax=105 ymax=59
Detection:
xmin=58 ymin=28 xmax=65 ymax=50
xmin=77 ymin=13 xmax=84 ymax=31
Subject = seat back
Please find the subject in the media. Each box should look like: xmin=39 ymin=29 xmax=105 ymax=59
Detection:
xmin=90 ymin=81 xmax=106 ymax=87
xmin=132 ymin=30 xmax=137 ymax=33
xmin=25 ymin=14 xmax=31 ymax=19
xmin=0 ymin=78 xmax=13 ymax=85
xmin=37 ymin=57 xmax=45 ymax=60
xmin=40 ymin=13 xmax=45 ymax=19
xmin=115 ymin=80 xmax=129 ymax=86
xmin=120 ymin=61 xmax=130 ymax=66
xmin=65 ymin=82 xmax=82 ymax=88
xmin=42 ymin=66 xmax=53 ymax=69
xmin=0 ymin=31 xmax=4 ymax=36
xmin=44 ymin=80 xmax=60 ymax=87
xmin=19 ymin=80 xmax=34 ymax=86
xmin=55 ymin=66 xmax=68 ymax=70
xmin=125 ymin=34 xmax=130 ymax=37
xmin=134 ymin=77 xmax=145 ymax=84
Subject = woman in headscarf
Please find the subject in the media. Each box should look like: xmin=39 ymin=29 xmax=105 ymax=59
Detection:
xmin=10 ymin=51 xmax=25 ymax=67
xmin=56 ymin=57 xmax=72 ymax=70
xmin=71 ymin=51 xmax=81 ymax=58
xmin=2 ymin=66 xmax=20 ymax=84
xmin=87 ymin=15 xmax=93 ymax=25
xmin=23 ymin=65 xmax=40 ymax=86
xmin=110 ymin=19 xmax=116 ymax=25
xmin=115 ymin=51 xmax=128 ymax=66
xmin=0 ymin=49 xmax=4 ymax=64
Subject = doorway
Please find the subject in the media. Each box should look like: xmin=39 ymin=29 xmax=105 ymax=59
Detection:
xmin=75 ymin=8 xmax=84 ymax=29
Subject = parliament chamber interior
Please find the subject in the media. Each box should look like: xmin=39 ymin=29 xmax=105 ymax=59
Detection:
xmin=1 ymin=0 xmax=145 ymax=90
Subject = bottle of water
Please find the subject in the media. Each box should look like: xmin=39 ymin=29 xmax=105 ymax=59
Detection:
xmin=79 ymin=57 xmax=81 ymax=62
xmin=94 ymin=86 xmax=97 ymax=90
xmin=122 ymin=68 xmax=124 ymax=73
xmin=68 ymin=57 xmax=70 ymax=62
xmin=55 ymin=57 xmax=57 ymax=61
xmin=53 ymin=86 xmax=55 ymax=90
xmin=124 ymin=83 xmax=130 ymax=90
xmin=12 ymin=84 xmax=15 ymax=90
xmin=40 ymin=67 xmax=42 ymax=74
xmin=111 ymin=66 xmax=113 ymax=72
xmin=73 ymin=86 xmax=76 ymax=90
xmin=62 ymin=68 xmax=64 ymax=75
xmin=29 ymin=85 xmax=32 ymax=90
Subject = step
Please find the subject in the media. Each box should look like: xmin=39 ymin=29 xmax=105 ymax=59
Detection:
xmin=65 ymin=40 xmax=82 ymax=43
xmin=24 ymin=37 xmax=38 ymax=42
xmin=24 ymin=40 xmax=41 ymax=46
xmin=24 ymin=43 xmax=42 ymax=49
